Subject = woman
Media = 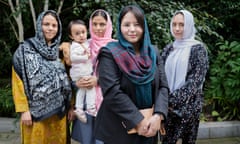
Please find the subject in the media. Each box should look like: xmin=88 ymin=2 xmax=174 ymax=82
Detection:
xmin=161 ymin=10 xmax=209 ymax=144
xmin=95 ymin=5 xmax=168 ymax=144
xmin=70 ymin=9 xmax=115 ymax=144
xmin=12 ymin=10 xmax=72 ymax=144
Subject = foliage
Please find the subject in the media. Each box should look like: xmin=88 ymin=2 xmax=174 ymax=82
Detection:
xmin=180 ymin=0 xmax=240 ymax=42
xmin=206 ymin=41 xmax=240 ymax=120
xmin=0 ymin=79 xmax=16 ymax=117
xmin=92 ymin=0 xmax=223 ymax=49
xmin=0 ymin=40 xmax=12 ymax=78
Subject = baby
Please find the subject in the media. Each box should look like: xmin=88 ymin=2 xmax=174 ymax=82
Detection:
xmin=68 ymin=20 xmax=96 ymax=123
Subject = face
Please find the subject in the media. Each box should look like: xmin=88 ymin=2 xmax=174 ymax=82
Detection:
xmin=42 ymin=14 xmax=58 ymax=44
xmin=120 ymin=12 xmax=143 ymax=47
xmin=172 ymin=13 xmax=184 ymax=40
xmin=69 ymin=24 xmax=87 ymax=43
xmin=92 ymin=15 xmax=107 ymax=37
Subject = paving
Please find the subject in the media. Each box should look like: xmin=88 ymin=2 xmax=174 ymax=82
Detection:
xmin=0 ymin=117 xmax=240 ymax=144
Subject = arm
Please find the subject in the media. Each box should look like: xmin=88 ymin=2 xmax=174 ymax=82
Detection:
xmin=154 ymin=48 xmax=169 ymax=120
xmin=12 ymin=67 xmax=32 ymax=125
xmin=12 ymin=67 xmax=29 ymax=112
xmin=70 ymin=44 xmax=89 ymax=63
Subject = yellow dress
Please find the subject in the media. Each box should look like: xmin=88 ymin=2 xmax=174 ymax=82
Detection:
xmin=12 ymin=67 xmax=68 ymax=144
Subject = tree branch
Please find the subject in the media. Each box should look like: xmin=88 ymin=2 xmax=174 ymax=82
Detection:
xmin=29 ymin=0 xmax=36 ymax=31
xmin=44 ymin=0 xmax=49 ymax=11
xmin=4 ymin=10 xmax=18 ymax=40
xmin=57 ymin=0 xmax=64 ymax=15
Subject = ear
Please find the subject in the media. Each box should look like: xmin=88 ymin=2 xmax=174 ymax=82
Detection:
xmin=69 ymin=35 xmax=73 ymax=41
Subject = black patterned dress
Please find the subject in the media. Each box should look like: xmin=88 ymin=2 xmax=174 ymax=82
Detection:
xmin=161 ymin=43 xmax=209 ymax=144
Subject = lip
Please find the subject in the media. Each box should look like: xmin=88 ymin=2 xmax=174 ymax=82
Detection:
xmin=128 ymin=35 xmax=137 ymax=38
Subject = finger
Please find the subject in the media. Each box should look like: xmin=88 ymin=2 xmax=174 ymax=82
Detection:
xmin=28 ymin=120 xmax=33 ymax=126
xmin=22 ymin=120 xmax=31 ymax=126
xmin=145 ymin=129 xmax=156 ymax=137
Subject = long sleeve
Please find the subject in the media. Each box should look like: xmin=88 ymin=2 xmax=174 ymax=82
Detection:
xmin=154 ymin=49 xmax=169 ymax=119
xmin=12 ymin=67 xmax=29 ymax=112
xmin=70 ymin=42 xmax=89 ymax=63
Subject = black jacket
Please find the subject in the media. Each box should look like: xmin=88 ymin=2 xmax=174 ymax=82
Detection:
xmin=94 ymin=48 xmax=169 ymax=144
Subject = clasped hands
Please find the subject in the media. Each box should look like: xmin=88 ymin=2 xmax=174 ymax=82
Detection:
xmin=136 ymin=114 xmax=162 ymax=137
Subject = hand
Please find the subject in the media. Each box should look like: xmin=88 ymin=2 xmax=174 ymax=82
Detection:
xmin=136 ymin=117 xmax=149 ymax=136
xmin=21 ymin=111 xmax=32 ymax=126
xmin=68 ymin=106 xmax=76 ymax=121
xmin=144 ymin=114 xmax=163 ymax=137
xmin=76 ymin=76 xmax=97 ymax=89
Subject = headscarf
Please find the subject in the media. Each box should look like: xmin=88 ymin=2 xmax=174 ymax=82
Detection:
xmin=105 ymin=5 xmax=156 ymax=108
xmin=165 ymin=10 xmax=201 ymax=92
xmin=13 ymin=10 xmax=71 ymax=121
xmin=33 ymin=10 xmax=62 ymax=60
xmin=89 ymin=9 xmax=115 ymax=60
xmin=89 ymin=9 xmax=115 ymax=110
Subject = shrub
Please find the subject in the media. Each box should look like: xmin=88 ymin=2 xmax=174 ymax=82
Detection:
xmin=0 ymin=79 xmax=16 ymax=117
xmin=206 ymin=41 xmax=240 ymax=120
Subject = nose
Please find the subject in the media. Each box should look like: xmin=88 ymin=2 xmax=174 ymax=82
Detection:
xmin=48 ymin=25 xmax=55 ymax=30
xmin=175 ymin=24 xmax=180 ymax=31
xmin=96 ymin=24 xmax=101 ymax=30
xmin=129 ymin=24 xmax=136 ymax=31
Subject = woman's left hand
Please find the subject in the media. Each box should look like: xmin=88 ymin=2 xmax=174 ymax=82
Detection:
xmin=143 ymin=114 xmax=163 ymax=137
xmin=76 ymin=76 xmax=98 ymax=89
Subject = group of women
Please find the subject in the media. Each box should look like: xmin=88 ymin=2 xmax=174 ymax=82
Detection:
xmin=12 ymin=4 xmax=208 ymax=144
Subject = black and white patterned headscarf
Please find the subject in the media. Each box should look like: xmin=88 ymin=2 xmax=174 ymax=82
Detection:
xmin=13 ymin=10 xmax=71 ymax=121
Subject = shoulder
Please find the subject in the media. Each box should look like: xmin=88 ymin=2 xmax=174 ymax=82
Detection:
xmin=191 ymin=43 xmax=208 ymax=55
xmin=105 ymin=41 xmax=119 ymax=48
xmin=100 ymin=41 xmax=119 ymax=52
xmin=13 ymin=39 xmax=31 ymax=58
xmin=163 ymin=43 xmax=173 ymax=51
xmin=161 ymin=43 xmax=173 ymax=58
xmin=98 ymin=42 xmax=119 ymax=58
xmin=59 ymin=42 xmax=70 ymax=51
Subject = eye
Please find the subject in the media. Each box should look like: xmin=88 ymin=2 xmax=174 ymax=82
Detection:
xmin=43 ymin=22 xmax=49 ymax=26
xmin=100 ymin=23 xmax=106 ymax=27
xmin=122 ymin=22 xmax=130 ymax=27
xmin=179 ymin=23 xmax=184 ymax=27
xmin=52 ymin=24 xmax=57 ymax=28
xmin=134 ymin=23 xmax=140 ymax=27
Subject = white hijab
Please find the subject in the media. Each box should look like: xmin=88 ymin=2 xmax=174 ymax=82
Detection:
xmin=165 ymin=10 xmax=200 ymax=92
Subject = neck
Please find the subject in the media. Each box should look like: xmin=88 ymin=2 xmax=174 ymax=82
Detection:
xmin=133 ymin=43 xmax=140 ymax=56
